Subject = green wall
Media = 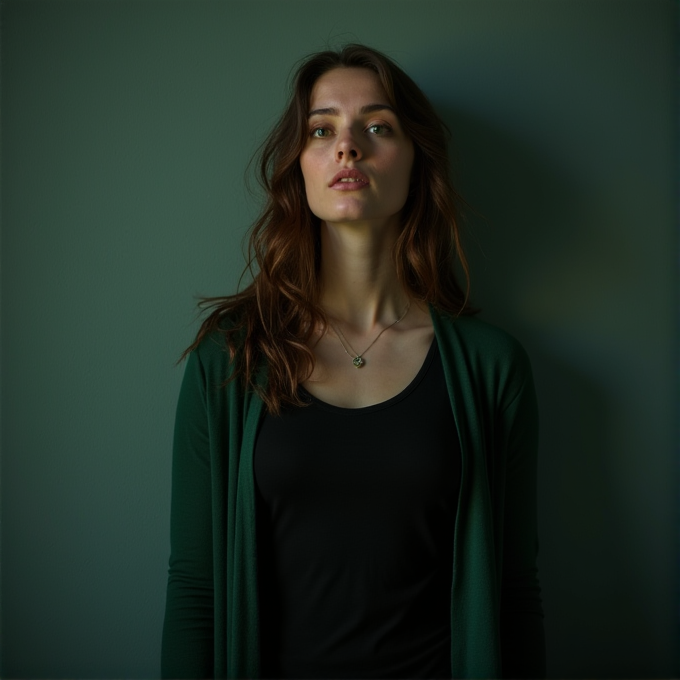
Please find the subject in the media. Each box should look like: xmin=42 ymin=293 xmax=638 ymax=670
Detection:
xmin=2 ymin=1 xmax=677 ymax=677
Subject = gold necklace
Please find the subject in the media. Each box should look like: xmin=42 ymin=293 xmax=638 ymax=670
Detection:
xmin=328 ymin=301 xmax=411 ymax=368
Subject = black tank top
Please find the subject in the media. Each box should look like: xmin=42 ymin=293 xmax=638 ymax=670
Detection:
xmin=254 ymin=338 xmax=461 ymax=678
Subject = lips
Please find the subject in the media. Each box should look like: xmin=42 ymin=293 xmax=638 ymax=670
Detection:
xmin=328 ymin=168 xmax=370 ymax=188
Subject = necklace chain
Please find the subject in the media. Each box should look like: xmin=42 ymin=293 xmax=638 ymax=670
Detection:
xmin=328 ymin=301 xmax=411 ymax=368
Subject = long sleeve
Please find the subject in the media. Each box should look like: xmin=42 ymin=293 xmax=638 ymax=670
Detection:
xmin=497 ymin=347 xmax=546 ymax=678
xmin=161 ymin=349 xmax=215 ymax=678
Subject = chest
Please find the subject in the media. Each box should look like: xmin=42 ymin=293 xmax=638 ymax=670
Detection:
xmin=303 ymin=324 xmax=435 ymax=408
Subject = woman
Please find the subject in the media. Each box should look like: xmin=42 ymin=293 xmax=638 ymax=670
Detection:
xmin=161 ymin=44 xmax=545 ymax=679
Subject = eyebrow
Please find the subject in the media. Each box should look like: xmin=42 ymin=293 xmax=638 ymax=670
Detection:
xmin=307 ymin=104 xmax=396 ymax=118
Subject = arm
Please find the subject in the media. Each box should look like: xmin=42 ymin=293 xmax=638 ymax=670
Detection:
xmin=161 ymin=348 xmax=214 ymax=678
xmin=499 ymin=350 xmax=546 ymax=679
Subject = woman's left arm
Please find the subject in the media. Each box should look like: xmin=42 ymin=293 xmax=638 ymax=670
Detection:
xmin=498 ymin=347 xmax=546 ymax=679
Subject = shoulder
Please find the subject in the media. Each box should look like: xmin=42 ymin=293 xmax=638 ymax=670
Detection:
xmin=185 ymin=311 xmax=243 ymax=378
xmin=432 ymin=309 xmax=530 ymax=368
xmin=431 ymin=308 xmax=536 ymax=413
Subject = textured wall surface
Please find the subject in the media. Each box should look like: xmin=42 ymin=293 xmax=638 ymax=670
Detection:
xmin=2 ymin=1 xmax=677 ymax=677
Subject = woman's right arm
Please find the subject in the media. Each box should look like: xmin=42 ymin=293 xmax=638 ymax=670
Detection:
xmin=161 ymin=348 xmax=215 ymax=678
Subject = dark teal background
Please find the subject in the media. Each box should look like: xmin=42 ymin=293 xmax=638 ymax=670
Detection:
xmin=2 ymin=1 xmax=677 ymax=677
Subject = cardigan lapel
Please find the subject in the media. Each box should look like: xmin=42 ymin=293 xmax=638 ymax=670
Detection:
xmin=430 ymin=306 xmax=501 ymax=679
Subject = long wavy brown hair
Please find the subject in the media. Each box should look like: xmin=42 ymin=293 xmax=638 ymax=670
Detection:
xmin=184 ymin=44 xmax=475 ymax=414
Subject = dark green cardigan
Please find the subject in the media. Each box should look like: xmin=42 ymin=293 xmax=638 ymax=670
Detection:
xmin=161 ymin=308 xmax=545 ymax=679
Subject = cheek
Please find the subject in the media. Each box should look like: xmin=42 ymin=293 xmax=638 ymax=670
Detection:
xmin=299 ymin=153 xmax=322 ymax=195
xmin=299 ymin=154 xmax=324 ymax=216
xmin=384 ymin=144 xmax=414 ymax=184
xmin=299 ymin=154 xmax=311 ymax=188
xmin=390 ymin=156 xmax=414 ymax=193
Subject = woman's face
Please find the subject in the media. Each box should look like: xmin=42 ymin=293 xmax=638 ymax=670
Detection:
xmin=299 ymin=67 xmax=414 ymax=229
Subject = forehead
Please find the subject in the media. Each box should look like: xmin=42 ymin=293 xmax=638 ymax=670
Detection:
xmin=309 ymin=67 xmax=391 ymax=110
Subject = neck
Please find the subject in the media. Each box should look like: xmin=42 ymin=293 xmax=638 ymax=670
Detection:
xmin=318 ymin=216 xmax=409 ymax=332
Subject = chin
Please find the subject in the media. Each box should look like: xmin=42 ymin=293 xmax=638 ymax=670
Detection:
xmin=320 ymin=214 xmax=376 ymax=227
xmin=310 ymin=207 xmax=366 ymax=223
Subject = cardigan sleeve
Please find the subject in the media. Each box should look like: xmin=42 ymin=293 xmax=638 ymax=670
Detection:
xmin=497 ymin=346 xmax=546 ymax=678
xmin=161 ymin=348 xmax=215 ymax=678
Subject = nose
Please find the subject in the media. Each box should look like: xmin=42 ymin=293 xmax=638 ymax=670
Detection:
xmin=335 ymin=129 xmax=362 ymax=161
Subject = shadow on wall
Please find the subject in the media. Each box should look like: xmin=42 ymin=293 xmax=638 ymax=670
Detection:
xmin=439 ymin=106 xmax=663 ymax=677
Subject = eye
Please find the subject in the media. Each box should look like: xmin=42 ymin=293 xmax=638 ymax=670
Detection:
xmin=367 ymin=123 xmax=392 ymax=135
xmin=310 ymin=127 xmax=331 ymax=138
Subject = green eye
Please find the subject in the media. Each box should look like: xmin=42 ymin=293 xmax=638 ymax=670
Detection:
xmin=311 ymin=127 xmax=329 ymax=138
xmin=367 ymin=124 xmax=391 ymax=135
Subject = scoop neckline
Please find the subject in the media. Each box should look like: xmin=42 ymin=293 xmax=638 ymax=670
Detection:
xmin=298 ymin=337 xmax=437 ymax=414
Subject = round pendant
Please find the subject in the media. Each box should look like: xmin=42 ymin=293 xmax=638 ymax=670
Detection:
xmin=352 ymin=356 xmax=364 ymax=368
